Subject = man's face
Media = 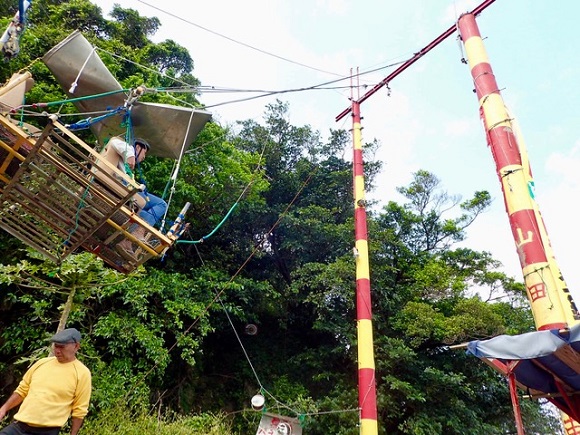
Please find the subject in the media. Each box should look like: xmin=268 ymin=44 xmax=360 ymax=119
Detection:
xmin=52 ymin=342 xmax=79 ymax=363
xmin=136 ymin=144 xmax=148 ymax=163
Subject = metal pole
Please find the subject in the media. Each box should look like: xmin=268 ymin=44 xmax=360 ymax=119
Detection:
xmin=457 ymin=12 xmax=578 ymax=331
xmin=507 ymin=366 xmax=526 ymax=435
xmin=351 ymin=92 xmax=378 ymax=434
xmin=458 ymin=11 xmax=580 ymax=432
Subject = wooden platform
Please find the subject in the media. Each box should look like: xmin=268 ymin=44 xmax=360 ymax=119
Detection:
xmin=0 ymin=115 xmax=183 ymax=273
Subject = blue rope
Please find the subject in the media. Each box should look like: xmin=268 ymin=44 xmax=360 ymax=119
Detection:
xmin=66 ymin=107 xmax=125 ymax=131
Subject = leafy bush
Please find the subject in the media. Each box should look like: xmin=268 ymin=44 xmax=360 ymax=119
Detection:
xmin=81 ymin=404 xmax=233 ymax=435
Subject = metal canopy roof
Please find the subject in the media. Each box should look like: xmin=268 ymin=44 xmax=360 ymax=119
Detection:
xmin=42 ymin=30 xmax=211 ymax=159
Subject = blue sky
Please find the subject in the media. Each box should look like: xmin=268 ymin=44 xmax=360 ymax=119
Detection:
xmin=91 ymin=0 xmax=580 ymax=303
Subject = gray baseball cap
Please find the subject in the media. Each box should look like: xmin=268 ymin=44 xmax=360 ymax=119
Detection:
xmin=50 ymin=328 xmax=81 ymax=344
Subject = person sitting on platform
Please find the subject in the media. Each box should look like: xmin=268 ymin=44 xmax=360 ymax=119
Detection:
xmin=106 ymin=136 xmax=167 ymax=260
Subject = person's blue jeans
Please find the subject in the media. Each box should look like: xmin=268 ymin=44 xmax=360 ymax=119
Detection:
xmin=137 ymin=192 xmax=167 ymax=227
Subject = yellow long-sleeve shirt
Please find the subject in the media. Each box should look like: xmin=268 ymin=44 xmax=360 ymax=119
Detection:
xmin=13 ymin=357 xmax=91 ymax=427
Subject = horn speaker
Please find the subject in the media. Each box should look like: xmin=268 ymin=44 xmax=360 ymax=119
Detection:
xmin=42 ymin=30 xmax=211 ymax=158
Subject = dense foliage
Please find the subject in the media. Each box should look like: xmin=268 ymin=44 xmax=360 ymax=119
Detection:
xmin=0 ymin=1 xmax=563 ymax=433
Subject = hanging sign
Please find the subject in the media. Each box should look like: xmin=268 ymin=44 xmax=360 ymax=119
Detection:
xmin=255 ymin=412 xmax=302 ymax=435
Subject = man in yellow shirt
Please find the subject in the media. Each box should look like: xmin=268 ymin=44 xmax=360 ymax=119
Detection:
xmin=0 ymin=328 xmax=92 ymax=435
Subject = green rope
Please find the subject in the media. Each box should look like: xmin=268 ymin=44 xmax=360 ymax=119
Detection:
xmin=161 ymin=172 xmax=172 ymax=200
xmin=176 ymin=202 xmax=239 ymax=244
xmin=33 ymin=88 xmax=130 ymax=108
xmin=122 ymin=113 xmax=135 ymax=179
xmin=61 ymin=184 xmax=92 ymax=250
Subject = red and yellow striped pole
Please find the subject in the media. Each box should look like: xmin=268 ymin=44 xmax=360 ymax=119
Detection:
xmin=458 ymin=12 xmax=578 ymax=331
xmin=458 ymin=12 xmax=580 ymax=432
xmin=352 ymin=98 xmax=378 ymax=434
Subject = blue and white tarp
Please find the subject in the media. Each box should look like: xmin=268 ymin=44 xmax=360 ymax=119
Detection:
xmin=466 ymin=323 xmax=580 ymax=419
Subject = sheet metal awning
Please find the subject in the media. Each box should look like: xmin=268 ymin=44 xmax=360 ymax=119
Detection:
xmin=466 ymin=324 xmax=580 ymax=421
xmin=42 ymin=30 xmax=212 ymax=159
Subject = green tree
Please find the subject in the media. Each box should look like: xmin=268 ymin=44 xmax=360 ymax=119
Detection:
xmin=365 ymin=171 xmax=554 ymax=434
xmin=0 ymin=2 xmax=563 ymax=434
xmin=108 ymin=5 xmax=160 ymax=49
